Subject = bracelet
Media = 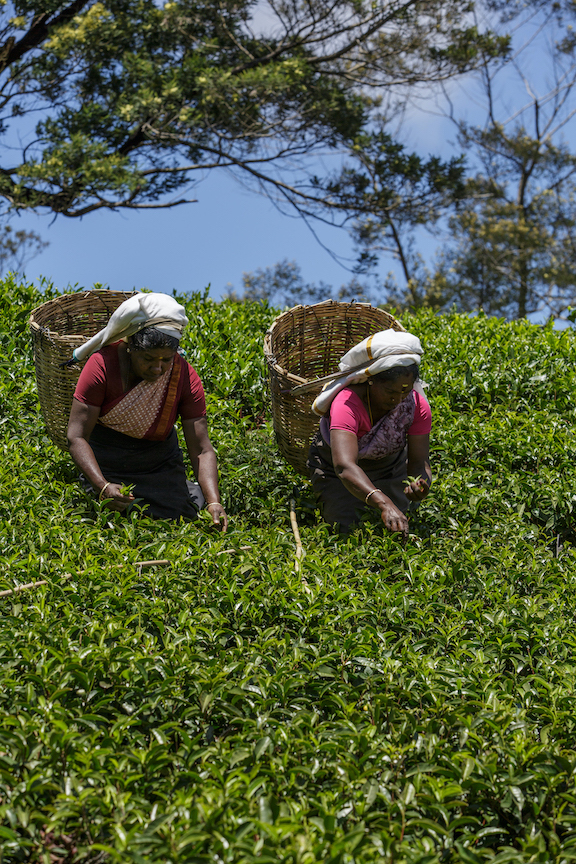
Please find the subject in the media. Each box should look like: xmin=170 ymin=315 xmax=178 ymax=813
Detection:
xmin=99 ymin=481 xmax=113 ymax=501
xmin=365 ymin=488 xmax=379 ymax=505
xmin=206 ymin=502 xmax=221 ymax=509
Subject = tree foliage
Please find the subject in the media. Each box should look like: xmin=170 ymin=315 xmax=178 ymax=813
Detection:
xmin=330 ymin=1 xmax=576 ymax=320
xmin=225 ymin=258 xmax=373 ymax=306
xmin=313 ymin=129 xmax=468 ymax=281
xmin=433 ymin=128 xmax=576 ymax=319
xmin=0 ymin=0 xmax=506 ymax=221
xmin=0 ymin=222 xmax=47 ymax=275
xmin=423 ymin=1 xmax=576 ymax=320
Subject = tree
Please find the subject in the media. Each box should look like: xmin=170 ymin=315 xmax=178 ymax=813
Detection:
xmin=314 ymin=128 xmax=468 ymax=286
xmin=426 ymin=1 xmax=576 ymax=320
xmin=0 ymin=223 xmax=47 ymax=275
xmin=433 ymin=130 xmax=576 ymax=319
xmin=329 ymin=1 xmax=576 ymax=319
xmin=225 ymin=258 xmax=373 ymax=306
xmin=0 ymin=0 xmax=506 ymax=224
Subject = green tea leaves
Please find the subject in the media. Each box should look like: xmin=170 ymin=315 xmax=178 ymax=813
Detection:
xmin=2 ymin=278 xmax=576 ymax=860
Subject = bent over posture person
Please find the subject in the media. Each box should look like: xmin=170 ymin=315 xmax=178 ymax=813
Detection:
xmin=66 ymin=292 xmax=227 ymax=529
xmin=307 ymin=330 xmax=432 ymax=538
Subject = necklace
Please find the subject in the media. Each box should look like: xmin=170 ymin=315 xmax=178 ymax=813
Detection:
xmin=367 ymin=384 xmax=373 ymax=426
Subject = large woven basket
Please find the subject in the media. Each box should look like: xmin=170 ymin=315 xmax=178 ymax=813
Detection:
xmin=264 ymin=300 xmax=405 ymax=475
xmin=29 ymin=290 xmax=137 ymax=451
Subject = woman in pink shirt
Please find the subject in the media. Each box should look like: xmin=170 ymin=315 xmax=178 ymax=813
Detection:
xmin=307 ymin=330 xmax=432 ymax=538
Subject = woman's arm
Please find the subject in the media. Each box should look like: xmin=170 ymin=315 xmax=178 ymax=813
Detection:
xmin=405 ymin=434 xmax=432 ymax=501
xmin=181 ymin=416 xmax=228 ymax=532
xmin=67 ymin=399 xmax=135 ymax=511
xmin=330 ymin=428 xmax=409 ymax=539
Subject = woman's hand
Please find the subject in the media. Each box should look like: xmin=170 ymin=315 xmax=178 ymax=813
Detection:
xmin=182 ymin=416 xmax=227 ymax=533
xmin=378 ymin=499 xmax=409 ymax=542
xmin=406 ymin=435 xmax=432 ymax=502
xmin=100 ymin=483 xmax=135 ymax=512
xmin=206 ymin=502 xmax=228 ymax=533
xmin=404 ymin=477 xmax=430 ymax=502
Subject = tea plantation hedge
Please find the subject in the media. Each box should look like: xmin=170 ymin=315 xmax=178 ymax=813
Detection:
xmin=2 ymin=276 xmax=576 ymax=863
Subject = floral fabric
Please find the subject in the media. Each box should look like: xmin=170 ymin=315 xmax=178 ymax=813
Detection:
xmin=356 ymin=392 xmax=416 ymax=460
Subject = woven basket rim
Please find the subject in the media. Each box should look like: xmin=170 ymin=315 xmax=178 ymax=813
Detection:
xmin=29 ymin=288 xmax=137 ymax=334
xmin=263 ymin=299 xmax=403 ymax=386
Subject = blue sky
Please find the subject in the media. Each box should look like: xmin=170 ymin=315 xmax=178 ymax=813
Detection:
xmin=12 ymin=167 xmax=360 ymax=301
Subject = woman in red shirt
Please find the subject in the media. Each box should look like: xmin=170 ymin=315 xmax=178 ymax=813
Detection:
xmin=307 ymin=330 xmax=431 ymax=538
xmin=66 ymin=293 xmax=227 ymax=528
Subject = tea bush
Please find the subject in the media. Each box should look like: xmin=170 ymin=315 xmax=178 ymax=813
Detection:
xmin=2 ymin=276 xmax=576 ymax=863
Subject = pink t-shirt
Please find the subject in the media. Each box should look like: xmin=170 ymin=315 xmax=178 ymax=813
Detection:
xmin=329 ymin=387 xmax=431 ymax=438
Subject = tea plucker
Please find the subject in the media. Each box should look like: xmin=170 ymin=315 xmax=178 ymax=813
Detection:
xmin=66 ymin=292 xmax=227 ymax=529
xmin=307 ymin=330 xmax=432 ymax=538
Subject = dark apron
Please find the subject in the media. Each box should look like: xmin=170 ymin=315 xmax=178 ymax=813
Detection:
xmin=307 ymin=430 xmax=410 ymax=531
xmin=80 ymin=425 xmax=203 ymax=521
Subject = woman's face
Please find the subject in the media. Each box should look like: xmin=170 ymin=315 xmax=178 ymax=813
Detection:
xmin=129 ymin=347 xmax=177 ymax=382
xmin=369 ymin=371 xmax=415 ymax=414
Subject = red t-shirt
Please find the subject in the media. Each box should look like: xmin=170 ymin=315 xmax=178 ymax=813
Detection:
xmin=73 ymin=343 xmax=206 ymax=439
xmin=329 ymin=387 xmax=431 ymax=438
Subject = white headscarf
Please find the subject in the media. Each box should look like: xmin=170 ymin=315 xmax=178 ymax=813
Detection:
xmin=312 ymin=330 xmax=424 ymax=416
xmin=72 ymin=292 xmax=188 ymax=363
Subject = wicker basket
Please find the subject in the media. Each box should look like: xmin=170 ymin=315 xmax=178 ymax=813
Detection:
xmin=264 ymin=300 xmax=405 ymax=475
xmin=29 ymin=290 xmax=137 ymax=451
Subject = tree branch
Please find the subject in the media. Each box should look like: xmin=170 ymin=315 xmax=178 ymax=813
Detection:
xmin=0 ymin=0 xmax=91 ymax=74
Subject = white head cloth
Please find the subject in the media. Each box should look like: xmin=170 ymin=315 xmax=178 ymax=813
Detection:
xmin=312 ymin=329 xmax=424 ymax=416
xmin=73 ymin=292 xmax=189 ymax=363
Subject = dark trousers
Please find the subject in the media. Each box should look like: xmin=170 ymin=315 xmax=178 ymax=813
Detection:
xmin=307 ymin=432 xmax=410 ymax=531
xmin=80 ymin=425 xmax=204 ymax=521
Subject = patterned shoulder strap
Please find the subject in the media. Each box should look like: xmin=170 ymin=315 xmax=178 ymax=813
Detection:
xmin=154 ymin=356 xmax=182 ymax=439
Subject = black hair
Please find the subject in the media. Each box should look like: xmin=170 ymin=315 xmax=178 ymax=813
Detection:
xmin=128 ymin=326 xmax=180 ymax=352
xmin=373 ymin=363 xmax=419 ymax=383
